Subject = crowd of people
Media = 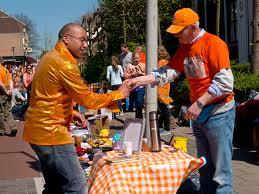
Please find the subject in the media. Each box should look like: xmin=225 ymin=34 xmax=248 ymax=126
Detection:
xmin=105 ymin=44 xmax=173 ymax=129
xmin=0 ymin=56 xmax=36 ymax=137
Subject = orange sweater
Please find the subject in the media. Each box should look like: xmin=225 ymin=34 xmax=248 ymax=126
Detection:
xmin=157 ymin=59 xmax=173 ymax=105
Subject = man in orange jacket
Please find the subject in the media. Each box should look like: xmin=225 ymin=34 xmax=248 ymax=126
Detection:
xmin=24 ymin=23 xmax=131 ymax=194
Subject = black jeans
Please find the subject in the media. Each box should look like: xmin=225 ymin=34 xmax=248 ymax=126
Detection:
xmin=158 ymin=101 xmax=170 ymax=131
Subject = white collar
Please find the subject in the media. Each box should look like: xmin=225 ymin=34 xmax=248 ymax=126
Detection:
xmin=191 ymin=29 xmax=206 ymax=43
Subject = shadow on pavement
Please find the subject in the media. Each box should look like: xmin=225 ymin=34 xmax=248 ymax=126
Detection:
xmin=0 ymin=151 xmax=37 ymax=160
xmin=26 ymin=160 xmax=41 ymax=172
xmin=232 ymin=147 xmax=259 ymax=165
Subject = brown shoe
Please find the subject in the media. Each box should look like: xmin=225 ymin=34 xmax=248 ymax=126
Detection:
xmin=6 ymin=130 xmax=17 ymax=137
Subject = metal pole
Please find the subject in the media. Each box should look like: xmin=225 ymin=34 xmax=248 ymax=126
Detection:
xmin=145 ymin=0 xmax=158 ymax=143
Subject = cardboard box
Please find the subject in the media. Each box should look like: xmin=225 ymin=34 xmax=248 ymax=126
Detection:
xmin=88 ymin=115 xmax=109 ymax=138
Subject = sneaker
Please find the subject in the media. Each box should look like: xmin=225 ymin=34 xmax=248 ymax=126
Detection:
xmin=0 ymin=132 xmax=6 ymax=136
xmin=160 ymin=129 xmax=171 ymax=135
xmin=6 ymin=130 xmax=17 ymax=137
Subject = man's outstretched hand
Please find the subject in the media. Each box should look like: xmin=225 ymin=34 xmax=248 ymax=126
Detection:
xmin=118 ymin=79 xmax=133 ymax=98
xmin=123 ymin=74 xmax=156 ymax=90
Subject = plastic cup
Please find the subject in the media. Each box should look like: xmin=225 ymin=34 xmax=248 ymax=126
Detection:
xmin=124 ymin=141 xmax=133 ymax=156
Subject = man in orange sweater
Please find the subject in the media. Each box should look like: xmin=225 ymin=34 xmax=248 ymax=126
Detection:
xmin=128 ymin=8 xmax=235 ymax=194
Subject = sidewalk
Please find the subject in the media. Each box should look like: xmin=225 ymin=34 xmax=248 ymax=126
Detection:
xmin=0 ymin=122 xmax=44 ymax=194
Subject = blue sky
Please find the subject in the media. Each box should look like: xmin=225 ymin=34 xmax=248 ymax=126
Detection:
xmin=0 ymin=0 xmax=98 ymax=55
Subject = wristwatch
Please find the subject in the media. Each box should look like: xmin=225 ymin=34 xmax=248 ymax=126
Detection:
xmin=196 ymin=100 xmax=204 ymax=109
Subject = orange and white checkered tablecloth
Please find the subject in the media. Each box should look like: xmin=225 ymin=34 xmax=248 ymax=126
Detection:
xmin=88 ymin=147 xmax=205 ymax=194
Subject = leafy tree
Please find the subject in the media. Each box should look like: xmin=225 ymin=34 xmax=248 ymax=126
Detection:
xmin=82 ymin=0 xmax=192 ymax=83
xmin=14 ymin=13 xmax=40 ymax=55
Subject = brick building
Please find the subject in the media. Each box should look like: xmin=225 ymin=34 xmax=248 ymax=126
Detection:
xmin=0 ymin=10 xmax=32 ymax=65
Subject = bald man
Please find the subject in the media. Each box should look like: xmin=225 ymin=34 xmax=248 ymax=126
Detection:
xmin=24 ymin=23 xmax=131 ymax=194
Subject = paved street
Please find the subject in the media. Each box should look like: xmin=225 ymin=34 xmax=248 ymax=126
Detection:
xmin=0 ymin=122 xmax=44 ymax=194
xmin=0 ymin=113 xmax=258 ymax=193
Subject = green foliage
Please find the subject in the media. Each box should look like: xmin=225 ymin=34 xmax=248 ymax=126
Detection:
xmin=234 ymin=73 xmax=259 ymax=91
xmin=232 ymin=62 xmax=251 ymax=74
xmin=98 ymin=0 xmax=191 ymax=56
xmin=83 ymin=1 xmax=192 ymax=82
xmin=158 ymin=0 xmax=192 ymax=55
xmin=98 ymin=0 xmax=146 ymax=55
xmin=82 ymin=53 xmax=108 ymax=83
xmin=232 ymin=63 xmax=259 ymax=91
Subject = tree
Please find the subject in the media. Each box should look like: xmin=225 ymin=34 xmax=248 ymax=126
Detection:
xmin=251 ymin=0 xmax=259 ymax=73
xmin=81 ymin=0 xmax=191 ymax=83
xmin=14 ymin=13 xmax=40 ymax=56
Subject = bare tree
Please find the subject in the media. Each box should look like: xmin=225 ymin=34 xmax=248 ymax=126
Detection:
xmin=14 ymin=13 xmax=40 ymax=54
xmin=251 ymin=0 xmax=259 ymax=73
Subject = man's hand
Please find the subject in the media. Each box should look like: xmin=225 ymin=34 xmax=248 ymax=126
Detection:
xmin=129 ymin=74 xmax=156 ymax=88
xmin=72 ymin=111 xmax=87 ymax=128
xmin=118 ymin=79 xmax=132 ymax=98
xmin=7 ymin=90 xmax=12 ymax=96
xmin=185 ymin=101 xmax=202 ymax=120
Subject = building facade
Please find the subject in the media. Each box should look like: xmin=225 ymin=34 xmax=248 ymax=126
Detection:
xmin=0 ymin=10 xmax=31 ymax=65
xmin=193 ymin=0 xmax=254 ymax=63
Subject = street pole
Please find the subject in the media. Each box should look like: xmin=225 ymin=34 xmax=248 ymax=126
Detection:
xmin=145 ymin=0 xmax=158 ymax=142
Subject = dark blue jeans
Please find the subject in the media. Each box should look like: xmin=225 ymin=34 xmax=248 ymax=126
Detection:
xmin=192 ymin=107 xmax=236 ymax=194
xmin=134 ymin=87 xmax=145 ymax=118
xmin=110 ymin=84 xmax=123 ymax=112
xmin=31 ymin=144 xmax=87 ymax=194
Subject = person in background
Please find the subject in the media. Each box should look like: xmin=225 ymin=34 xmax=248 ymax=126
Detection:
xmin=106 ymin=55 xmax=124 ymax=113
xmin=98 ymin=80 xmax=110 ymax=94
xmin=124 ymin=51 xmax=146 ymax=118
xmin=128 ymin=8 xmax=235 ymax=194
xmin=23 ymin=64 xmax=34 ymax=103
xmin=0 ymin=57 xmax=17 ymax=137
xmin=119 ymin=44 xmax=132 ymax=70
xmin=157 ymin=46 xmax=173 ymax=132
xmin=23 ymin=23 xmax=131 ymax=194
xmin=11 ymin=82 xmax=26 ymax=120
xmin=134 ymin=45 xmax=146 ymax=64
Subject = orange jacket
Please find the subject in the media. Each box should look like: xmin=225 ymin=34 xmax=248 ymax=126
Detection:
xmin=157 ymin=59 xmax=173 ymax=105
xmin=23 ymin=42 xmax=124 ymax=145
xmin=0 ymin=64 xmax=11 ymax=87
xmin=139 ymin=52 xmax=146 ymax=64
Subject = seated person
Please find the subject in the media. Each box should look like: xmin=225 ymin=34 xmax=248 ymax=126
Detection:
xmin=12 ymin=83 xmax=27 ymax=120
